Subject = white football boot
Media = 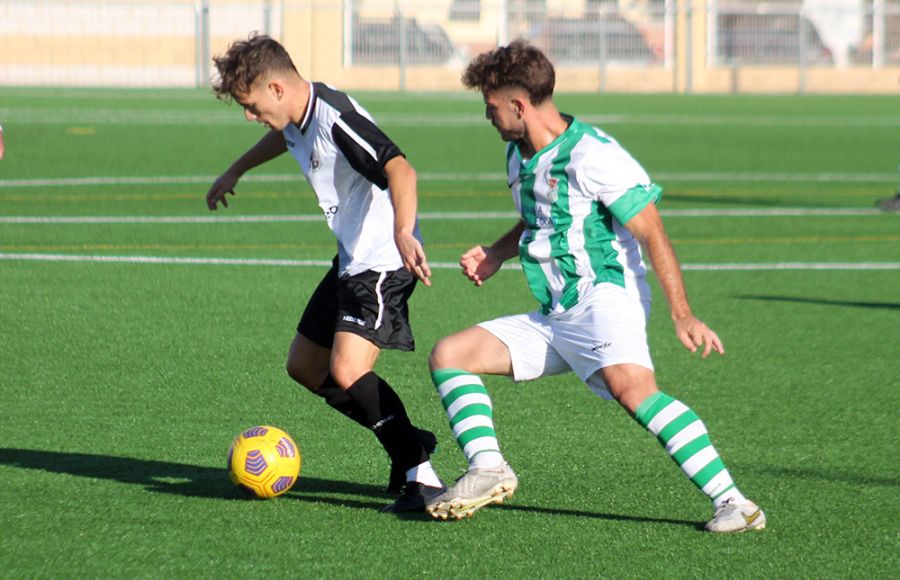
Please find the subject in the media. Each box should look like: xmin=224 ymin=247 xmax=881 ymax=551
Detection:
xmin=426 ymin=462 xmax=518 ymax=520
xmin=705 ymin=498 xmax=767 ymax=533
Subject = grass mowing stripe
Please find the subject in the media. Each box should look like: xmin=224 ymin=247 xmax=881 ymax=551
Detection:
xmin=0 ymin=172 xmax=895 ymax=189
xmin=0 ymin=208 xmax=887 ymax=223
xmin=3 ymin=107 xmax=898 ymax=127
xmin=1 ymin=253 xmax=898 ymax=270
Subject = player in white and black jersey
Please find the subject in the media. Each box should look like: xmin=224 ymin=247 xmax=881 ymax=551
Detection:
xmin=206 ymin=34 xmax=444 ymax=512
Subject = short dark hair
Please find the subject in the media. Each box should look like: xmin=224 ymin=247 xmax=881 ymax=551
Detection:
xmin=212 ymin=33 xmax=298 ymax=101
xmin=461 ymin=40 xmax=555 ymax=104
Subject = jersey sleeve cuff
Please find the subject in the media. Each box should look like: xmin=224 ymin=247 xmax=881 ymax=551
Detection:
xmin=608 ymin=183 xmax=662 ymax=224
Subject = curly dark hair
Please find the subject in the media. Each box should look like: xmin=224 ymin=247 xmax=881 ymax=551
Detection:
xmin=211 ymin=33 xmax=298 ymax=101
xmin=461 ymin=40 xmax=555 ymax=104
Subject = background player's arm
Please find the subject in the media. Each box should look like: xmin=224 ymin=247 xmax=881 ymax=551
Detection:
xmin=460 ymin=220 xmax=525 ymax=286
xmin=207 ymin=129 xmax=287 ymax=210
xmin=625 ymin=203 xmax=724 ymax=357
xmin=384 ymin=155 xmax=431 ymax=286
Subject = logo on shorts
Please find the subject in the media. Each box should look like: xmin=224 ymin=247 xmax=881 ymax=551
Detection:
xmin=591 ymin=342 xmax=612 ymax=352
xmin=342 ymin=315 xmax=366 ymax=327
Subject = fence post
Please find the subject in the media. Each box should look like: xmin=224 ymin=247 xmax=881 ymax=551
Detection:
xmin=665 ymin=0 xmax=675 ymax=70
xmin=684 ymin=0 xmax=693 ymax=94
xmin=194 ymin=0 xmax=210 ymax=88
xmin=598 ymin=12 xmax=607 ymax=93
xmin=499 ymin=0 xmax=509 ymax=46
xmin=344 ymin=0 xmax=354 ymax=67
xmin=397 ymin=5 xmax=406 ymax=91
xmin=798 ymin=13 xmax=807 ymax=94
xmin=707 ymin=0 xmax=717 ymax=68
xmin=873 ymin=0 xmax=885 ymax=68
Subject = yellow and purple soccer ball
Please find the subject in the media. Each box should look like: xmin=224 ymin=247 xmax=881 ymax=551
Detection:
xmin=227 ymin=425 xmax=301 ymax=499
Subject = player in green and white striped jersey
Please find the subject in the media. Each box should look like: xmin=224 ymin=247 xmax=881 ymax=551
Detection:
xmin=425 ymin=41 xmax=765 ymax=533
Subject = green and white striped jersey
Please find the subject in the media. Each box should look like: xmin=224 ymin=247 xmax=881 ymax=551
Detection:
xmin=506 ymin=115 xmax=662 ymax=315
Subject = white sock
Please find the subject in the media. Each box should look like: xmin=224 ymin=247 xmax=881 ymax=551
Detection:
xmin=470 ymin=450 xmax=505 ymax=469
xmin=713 ymin=488 xmax=748 ymax=509
xmin=406 ymin=461 xmax=442 ymax=487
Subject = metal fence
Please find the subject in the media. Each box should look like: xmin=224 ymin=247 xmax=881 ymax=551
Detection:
xmin=710 ymin=1 xmax=900 ymax=67
xmin=1 ymin=0 xmax=898 ymax=90
xmin=345 ymin=0 xmax=673 ymax=68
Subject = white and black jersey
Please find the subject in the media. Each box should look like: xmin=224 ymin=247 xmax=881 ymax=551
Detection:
xmin=282 ymin=81 xmax=421 ymax=277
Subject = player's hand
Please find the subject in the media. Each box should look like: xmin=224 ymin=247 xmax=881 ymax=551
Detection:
xmin=206 ymin=170 xmax=240 ymax=210
xmin=460 ymin=245 xmax=502 ymax=286
xmin=395 ymin=233 xmax=432 ymax=286
xmin=674 ymin=315 xmax=724 ymax=358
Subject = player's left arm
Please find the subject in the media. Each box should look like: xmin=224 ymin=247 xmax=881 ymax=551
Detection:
xmin=384 ymin=155 xmax=431 ymax=286
xmin=625 ymin=203 xmax=724 ymax=357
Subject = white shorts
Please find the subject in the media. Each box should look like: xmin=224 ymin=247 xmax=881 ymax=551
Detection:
xmin=477 ymin=282 xmax=654 ymax=399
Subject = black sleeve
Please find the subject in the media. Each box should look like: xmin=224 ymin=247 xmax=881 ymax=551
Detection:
xmin=331 ymin=111 xmax=404 ymax=190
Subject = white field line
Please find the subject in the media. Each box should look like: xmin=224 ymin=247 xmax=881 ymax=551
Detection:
xmin=2 ymin=107 xmax=898 ymax=128
xmin=1 ymin=252 xmax=898 ymax=271
xmin=0 ymin=207 xmax=886 ymax=224
xmin=0 ymin=171 xmax=895 ymax=189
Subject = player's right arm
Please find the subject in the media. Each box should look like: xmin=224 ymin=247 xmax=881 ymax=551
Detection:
xmin=207 ymin=129 xmax=287 ymax=210
xmin=460 ymin=220 xmax=525 ymax=286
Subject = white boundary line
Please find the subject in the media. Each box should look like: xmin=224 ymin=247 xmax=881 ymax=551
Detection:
xmin=0 ymin=171 xmax=895 ymax=188
xmin=2 ymin=107 xmax=898 ymax=128
xmin=0 ymin=208 xmax=885 ymax=224
xmin=1 ymin=253 xmax=898 ymax=271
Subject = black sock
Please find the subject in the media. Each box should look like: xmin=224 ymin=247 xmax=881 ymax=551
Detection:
xmin=345 ymin=372 xmax=427 ymax=472
xmin=313 ymin=375 xmax=369 ymax=428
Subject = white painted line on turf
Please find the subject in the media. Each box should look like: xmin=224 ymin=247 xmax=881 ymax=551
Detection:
xmin=1 ymin=253 xmax=898 ymax=271
xmin=2 ymin=107 xmax=897 ymax=128
xmin=0 ymin=253 xmax=335 ymax=268
xmin=680 ymin=262 xmax=900 ymax=271
xmin=0 ymin=171 xmax=895 ymax=189
xmin=0 ymin=208 xmax=884 ymax=224
xmin=660 ymin=208 xmax=884 ymax=217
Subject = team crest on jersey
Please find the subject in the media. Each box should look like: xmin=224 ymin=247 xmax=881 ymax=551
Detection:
xmin=309 ymin=150 xmax=321 ymax=170
xmin=546 ymin=175 xmax=559 ymax=203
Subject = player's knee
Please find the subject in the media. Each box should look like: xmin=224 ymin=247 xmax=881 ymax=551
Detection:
xmin=601 ymin=364 xmax=658 ymax=413
xmin=429 ymin=337 xmax=460 ymax=371
xmin=328 ymin=363 xmax=370 ymax=390
xmin=285 ymin=358 xmax=321 ymax=391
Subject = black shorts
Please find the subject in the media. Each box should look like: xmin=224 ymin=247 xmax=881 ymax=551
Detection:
xmin=297 ymin=258 xmax=417 ymax=351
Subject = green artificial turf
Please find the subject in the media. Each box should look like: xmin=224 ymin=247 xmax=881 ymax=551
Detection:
xmin=0 ymin=88 xmax=898 ymax=578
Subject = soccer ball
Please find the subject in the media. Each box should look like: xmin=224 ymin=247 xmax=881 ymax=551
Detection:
xmin=227 ymin=425 xmax=301 ymax=499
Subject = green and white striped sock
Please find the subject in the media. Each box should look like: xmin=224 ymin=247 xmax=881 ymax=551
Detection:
xmin=635 ymin=392 xmax=745 ymax=508
xmin=432 ymin=368 xmax=504 ymax=469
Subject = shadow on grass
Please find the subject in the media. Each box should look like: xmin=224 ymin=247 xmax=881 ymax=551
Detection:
xmin=0 ymin=448 xmax=707 ymax=527
xmin=0 ymin=447 xmax=385 ymax=504
xmin=737 ymin=295 xmax=900 ymax=311
xmin=752 ymin=465 xmax=900 ymax=488
xmin=399 ymin=502 xmax=702 ymax=529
